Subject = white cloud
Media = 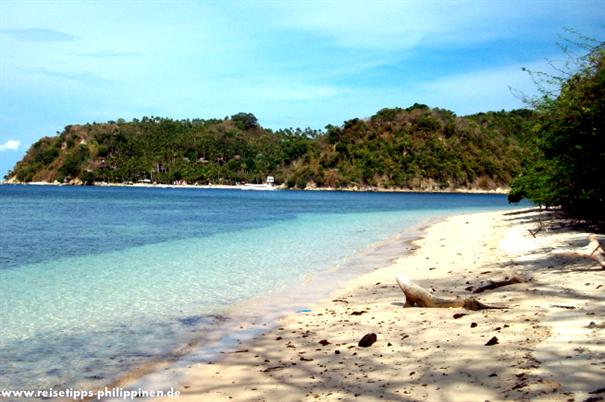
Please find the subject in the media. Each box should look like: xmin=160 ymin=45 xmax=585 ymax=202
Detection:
xmin=411 ymin=60 xmax=556 ymax=114
xmin=266 ymin=1 xmax=528 ymax=50
xmin=0 ymin=139 xmax=21 ymax=151
xmin=264 ymin=1 xmax=605 ymax=52
xmin=0 ymin=27 xmax=77 ymax=42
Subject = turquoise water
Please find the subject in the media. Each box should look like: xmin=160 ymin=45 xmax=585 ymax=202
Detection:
xmin=0 ymin=186 xmax=524 ymax=392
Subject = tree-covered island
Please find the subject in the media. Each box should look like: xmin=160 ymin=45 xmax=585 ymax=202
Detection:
xmin=5 ymin=106 xmax=533 ymax=192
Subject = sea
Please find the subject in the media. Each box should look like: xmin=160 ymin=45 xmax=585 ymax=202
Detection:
xmin=0 ymin=185 xmax=526 ymax=393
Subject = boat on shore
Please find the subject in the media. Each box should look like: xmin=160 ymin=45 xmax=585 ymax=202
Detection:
xmin=241 ymin=183 xmax=276 ymax=191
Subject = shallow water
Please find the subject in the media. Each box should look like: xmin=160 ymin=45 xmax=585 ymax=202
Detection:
xmin=0 ymin=185 xmax=525 ymax=391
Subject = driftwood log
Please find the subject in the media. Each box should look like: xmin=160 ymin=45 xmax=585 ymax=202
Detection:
xmin=553 ymin=234 xmax=605 ymax=268
xmin=396 ymin=274 xmax=505 ymax=311
xmin=472 ymin=276 xmax=523 ymax=293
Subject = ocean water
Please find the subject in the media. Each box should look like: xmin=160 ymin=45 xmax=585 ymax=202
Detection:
xmin=0 ymin=185 xmax=524 ymax=392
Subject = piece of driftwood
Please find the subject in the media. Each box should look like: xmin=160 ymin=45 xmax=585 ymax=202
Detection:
xmin=396 ymin=274 xmax=505 ymax=311
xmin=472 ymin=276 xmax=524 ymax=293
xmin=553 ymin=234 xmax=605 ymax=268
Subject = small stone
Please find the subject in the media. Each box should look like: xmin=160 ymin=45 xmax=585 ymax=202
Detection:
xmin=358 ymin=333 xmax=377 ymax=347
xmin=485 ymin=336 xmax=499 ymax=346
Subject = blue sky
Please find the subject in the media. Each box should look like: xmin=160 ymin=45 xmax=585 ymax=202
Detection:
xmin=1 ymin=0 xmax=604 ymax=178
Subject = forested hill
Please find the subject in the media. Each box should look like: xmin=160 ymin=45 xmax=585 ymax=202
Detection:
xmin=6 ymin=105 xmax=533 ymax=191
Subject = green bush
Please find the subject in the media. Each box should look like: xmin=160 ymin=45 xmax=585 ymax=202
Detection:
xmin=510 ymin=40 xmax=605 ymax=223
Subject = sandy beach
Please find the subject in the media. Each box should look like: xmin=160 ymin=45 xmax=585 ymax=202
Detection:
xmin=116 ymin=208 xmax=604 ymax=402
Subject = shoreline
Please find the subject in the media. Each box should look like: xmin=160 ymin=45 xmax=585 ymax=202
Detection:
xmin=110 ymin=208 xmax=605 ymax=402
xmin=0 ymin=181 xmax=510 ymax=195
xmin=90 ymin=214 xmax=439 ymax=399
xmin=102 ymin=209 xmax=489 ymax=399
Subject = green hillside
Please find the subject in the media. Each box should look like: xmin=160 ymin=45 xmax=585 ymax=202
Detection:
xmin=6 ymin=106 xmax=533 ymax=191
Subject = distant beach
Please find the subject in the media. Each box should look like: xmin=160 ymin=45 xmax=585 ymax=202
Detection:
xmin=0 ymin=180 xmax=510 ymax=195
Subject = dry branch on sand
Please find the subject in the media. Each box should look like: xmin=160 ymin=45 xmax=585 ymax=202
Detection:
xmin=396 ymin=274 xmax=506 ymax=311
xmin=472 ymin=276 xmax=524 ymax=294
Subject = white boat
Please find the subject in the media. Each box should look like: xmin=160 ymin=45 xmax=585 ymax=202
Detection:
xmin=241 ymin=183 xmax=276 ymax=191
